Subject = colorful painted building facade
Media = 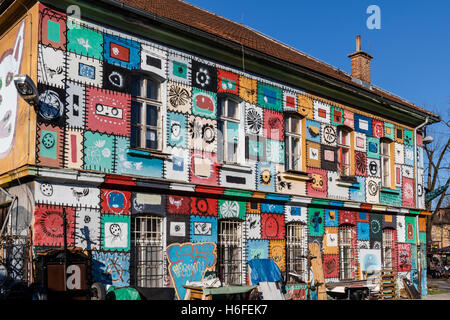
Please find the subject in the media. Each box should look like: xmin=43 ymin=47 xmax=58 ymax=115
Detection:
xmin=0 ymin=0 xmax=440 ymax=299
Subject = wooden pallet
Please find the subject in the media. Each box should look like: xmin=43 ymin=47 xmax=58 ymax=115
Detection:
xmin=308 ymin=242 xmax=327 ymax=300
xmin=378 ymin=270 xmax=398 ymax=300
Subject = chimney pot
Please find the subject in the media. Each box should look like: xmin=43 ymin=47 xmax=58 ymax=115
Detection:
xmin=348 ymin=35 xmax=373 ymax=84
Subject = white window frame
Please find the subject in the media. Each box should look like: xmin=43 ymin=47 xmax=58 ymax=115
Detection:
xmin=218 ymin=220 xmax=243 ymax=285
xmin=130 ymin=75 xmax=164 ymax=151
xmin=337 ymin=126 xmax=351 ymax=176
xmin=380 ymin=138 xmax=392 ymax=188
xmin=285 ymin=114 xmax=302 ymax=171
xmin=131 ymin=215 xmax=164 ymax=288
xmin=218 ymin=96 xmax=244 ymax=165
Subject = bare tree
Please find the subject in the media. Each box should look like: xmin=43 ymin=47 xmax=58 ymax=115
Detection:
xmin=424 ymin=110 xmax=450 ymax=246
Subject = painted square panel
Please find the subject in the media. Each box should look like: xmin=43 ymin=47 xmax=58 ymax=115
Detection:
xmin=67 ymin=24 xmax=103 ymax=59
xmin=103 ymin=33 xmax=140 ymax=70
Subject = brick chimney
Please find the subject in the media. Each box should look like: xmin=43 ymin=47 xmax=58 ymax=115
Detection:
xmin=348 ymin=35 xmax=373 ymax=84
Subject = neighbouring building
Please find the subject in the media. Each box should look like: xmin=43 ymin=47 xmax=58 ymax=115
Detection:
xmin=0 ymin=0 xmax=440 ymax=299
xmin=431 ymin=208 xmax=450 ymax=250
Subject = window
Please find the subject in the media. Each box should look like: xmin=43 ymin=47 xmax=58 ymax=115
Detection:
xmin=382 ymin=228 xmax=394 ymax=269
xmin=218 ymin=220 xmax=243 ymax=285
xmin=130 ymin=215 xmax=164 ymax=287
xmin=337 ymin=127 xmax=351 ymax=176
xmin=130 ymin=75 xmax=163 ymax=150
xmin=218 ymin=97 xmax=242 ymax=164
xmin=339 ymin=225 xmax=356 ymax=280
xmin=286 ymin=223 xmax=307 ymax=283
xmin=380 ymin=138 xmax=392 ymax=188
xmin=285 ymin=115 xmax=302 ymax=171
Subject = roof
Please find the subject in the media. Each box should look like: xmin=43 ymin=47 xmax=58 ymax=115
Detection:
xmin=109 ymin=0 xmax=439 ymax=120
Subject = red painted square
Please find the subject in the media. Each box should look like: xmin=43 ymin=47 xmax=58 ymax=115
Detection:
xmin=33 ymin=205 xmax=75 ymax=247
xmin=318 ymin=108 xmax=327 ymax=119
xmin=261 ymin=213 xmax=285 ymax=240
xmin=110 ymin=42 xmax=130 ymax=62
xmin=286 ymin=96 xmax=295 ymax=109
xmin=167 ymin=195 xmax=190 ymax=214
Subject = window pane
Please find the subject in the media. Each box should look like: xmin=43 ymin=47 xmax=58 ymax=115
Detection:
xmin=381 ymin=142 xmax=390 ymax=155
xmin=131 ymin=125 xmax=141 ymax=148
xmin=218 ymin=98 xmax=225 ymax=117
xmin=146 ymin=78 xmax=159 ymax=100
xmin=131 ymin=75 xmax=141 ymax=97
xmin=291 ymin=117 xmax=300 ymax=134
xmin=146 ymin=104 xmax=158 ymax=127
xmin=227 ymin=142 xmax=238 ymax=162
xmin=227 ymin=99 xmax=238 ymax=119
xmin=146 ymin=129 xmax=158 ymax=149
xmin=131 ymin=101 xmax=141 ymax=124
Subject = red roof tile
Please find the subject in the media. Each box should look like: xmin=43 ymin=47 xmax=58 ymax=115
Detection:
xmin=116 ymin=0 xmax=439 ymax=120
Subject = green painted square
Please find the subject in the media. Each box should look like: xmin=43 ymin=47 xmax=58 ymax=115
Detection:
xmin=384 ymin=122 xmax=395 ymax=140
xmin=266 ymin=139 xmax=284 ymax=164
xmin=308 ymin=207 xmax=324 ymax=236
xmin=257 ymin=82 xmax=283 ymax=112
xmin=83 ymin=131 xmax=115 ymax=172
xmin=101 ymin=214 xmax=130 ymax=251
xmin=330 ymin=106 xmax=344 ymax=125
xmin=405 ymin=216 xmax=417 ymax=244
xmin=40 ymin=130 xmax=57 ymax=159
xmin=404 ymin=129 xmax=413 ymax=146
xmin=218 ymin=200 xmax=246 ymax=220
xmin=67 ymin=25 xmax=103 ymax=59
xmin=419 ymin=232 xmax=426 ymax=244
xmin=172 ymin=61 xmax=187 ymax=78
xmin=248 ymin=139 xmax=264 ymax=157
xmin=47 ymin=20 xmax=60 ymax=43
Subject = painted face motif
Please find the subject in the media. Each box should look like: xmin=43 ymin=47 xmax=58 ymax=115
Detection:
xmin=0 ymin=21 xmax=25 ymax=158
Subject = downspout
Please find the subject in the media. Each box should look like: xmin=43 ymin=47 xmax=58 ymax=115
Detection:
xmin=413 ymin=116 xmax=429 ymax=295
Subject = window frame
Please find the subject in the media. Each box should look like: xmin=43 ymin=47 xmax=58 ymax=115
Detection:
xmin=284 ymin=114 xmax=302 ymax=172
xmin=218 ymin=96 xmax=244 ymax=165
xmin=380 ymin=138 xmax=392 ymax=188
xmin=130 ymin=74 xmax=164 ymax=151
xmin=337 ymin=126 xmax=352 ymax=176
xmin=382 ymin=228 xmax=395 ymax=269
xmin=217 ymin=219 xmax=243 ymax=285
xmin=285 ymin=222 xmax=308 ymax=283
xmin=130 ymin=214 xmax=165 ymax=288
xmin=339 ymin=225 xmax=356 ymax=280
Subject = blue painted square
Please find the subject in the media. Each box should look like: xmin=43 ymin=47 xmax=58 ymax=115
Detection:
xmin=305 ymin=119 xmax=321 ymax=143
xmin=261 ymin=202 xmax=284 ymax=214
xmin=190 ymin=216 xmax=217 ymax=243
xmin=247 ymin=240 xmax=269 ymax=262
xmin=108 ymin=192 xmax=125 ymax=209
xmin=350 ymin=176 xmax=366 ymax=202
xmin=78 ymin=63 xmax=96 ymax=79
xmin=354 ymin=114 xmax=372 ymax=136
xmin=103 ymin=34 xmax=141 ymax=70
xmin=172 ymin=156 xmax=184 ymax=171
xmin=257 ymin=162 xmax=275 ymax=192
xmin=291 ymin=207 xmax=302 ymax=216
xmin=358 ymin=212 xmax=367 ymax=221
xmin=357 ymin=222 xmax=370 ymax=240
xmin=324 ymin=209 xmax=339 ymax=227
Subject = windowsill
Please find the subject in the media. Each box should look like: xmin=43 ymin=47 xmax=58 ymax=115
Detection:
xmin=127 ymin=147 xmax=170 ymax=159
xmin=336 ymin=175 xmax=359 ymax=188
xmin=281 ymin=170 xmax=312 ymax=182
xmin=379 ymin=187 xmax=400 ymax=194
xmin=220 ymin=162 xmax=252 ymax=173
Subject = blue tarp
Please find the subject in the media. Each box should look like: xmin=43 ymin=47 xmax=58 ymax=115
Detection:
xmin=247 ymin=259 xmax=283 ymax=285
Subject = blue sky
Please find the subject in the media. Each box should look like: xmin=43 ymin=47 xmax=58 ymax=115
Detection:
xmin=186 ymin=0 xmax=450 ymax=198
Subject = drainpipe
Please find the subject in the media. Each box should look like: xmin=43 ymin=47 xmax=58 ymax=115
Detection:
xmin=413 ymin=116 xmax=429 ymax=295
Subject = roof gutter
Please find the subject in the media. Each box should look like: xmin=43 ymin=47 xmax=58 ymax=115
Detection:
xmin=96 ymin=0 xmax=439 ymax=124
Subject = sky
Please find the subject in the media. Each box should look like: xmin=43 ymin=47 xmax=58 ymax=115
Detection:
xmin=186 ymin=0 xmax=450 ymax=201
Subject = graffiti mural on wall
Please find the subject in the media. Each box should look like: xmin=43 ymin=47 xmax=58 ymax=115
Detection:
xmin=0 ymin=20 xmax=25 ymax=158
xmin=167 ymin=242 xmax=217 ymax=300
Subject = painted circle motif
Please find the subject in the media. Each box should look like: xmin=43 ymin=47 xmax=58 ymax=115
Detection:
xmin=42 ymin=132 xmax=56 ymax=149
xmin=370 ymin=219 xmax=381 ymax=234
xmin=368 ymin=180 xmax=378 ymax=196
xmin=195 ymin=198 xmax=209 ymax=214
xmin=369 ymin=161 xmax=378 ymax=176
xmin=39 ymin=183 xmax=54 ymax=197
xmin=264 ymin=216 xmax=279 ymax=238
xmin=246 ymin=106 xmax=263 ymax=135
xmin=202 ymin=124 xmax=215 ymax=144
xmin=195 ymin=68 xmax=210 ymax=88
xmin=323 ymin=125 xmax=336 ymax=144
xmin=109 ymin=223 xmax=122 ymax=237
xmin=168 ymin=84 xmax=190 ymax=108
xmin=220 ymin=201 xmax=239 ymax=218
xmin=38 ymin=90 xmax=63 ymax=120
